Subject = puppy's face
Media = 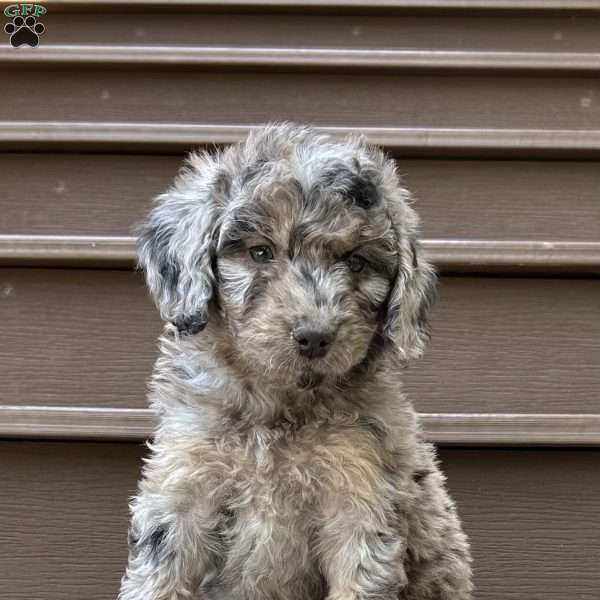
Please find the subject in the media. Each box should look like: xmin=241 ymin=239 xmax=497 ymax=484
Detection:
xmin=216 ymin=167 xmax=398 ymax=388
xmin=137 ymin=124 xmax=436 ymax=391
xmin=217 ymin=164 xmax=398 ymax=387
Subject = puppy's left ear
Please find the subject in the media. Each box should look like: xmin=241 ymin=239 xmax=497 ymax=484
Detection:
xmin=383 ymin=238 xmax=437 ymax=363
xmin=136 ymin=153 xmax=228 ymax=335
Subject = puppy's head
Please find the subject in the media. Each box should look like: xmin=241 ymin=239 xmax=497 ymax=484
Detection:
xmin=138 ymin=123 xmax=436 ymax=389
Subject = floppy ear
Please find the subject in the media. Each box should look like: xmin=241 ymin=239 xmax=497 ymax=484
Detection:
xmin=136 ymin=153 xmax=227 ymax=335
xmin=384 ymin=240 xmax=437 ymax=362
xmin=384 ymin=239 xmax=437 ymax=362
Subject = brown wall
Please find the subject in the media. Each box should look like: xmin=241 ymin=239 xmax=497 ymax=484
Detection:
xmin=2 ymin=442 xmax=599 ymax=600
xmin=1 ymin=2 xmax=599 ymax=599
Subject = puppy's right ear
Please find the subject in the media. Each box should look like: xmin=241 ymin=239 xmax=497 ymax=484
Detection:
xmin=136 ymin=153 xmax=228 ymax=335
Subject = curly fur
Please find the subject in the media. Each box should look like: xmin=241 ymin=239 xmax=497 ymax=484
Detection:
xmin=119 ymin=123 xmax=473 ymax=600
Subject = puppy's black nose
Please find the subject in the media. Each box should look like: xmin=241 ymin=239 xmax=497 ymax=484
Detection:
xmin=293 ymin=327 xmax=332 ymax=359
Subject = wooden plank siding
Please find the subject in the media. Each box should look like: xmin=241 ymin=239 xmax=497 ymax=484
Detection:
xmin=3 ymin=69 xmax=600 ymax=130
xmin=3 ymin=123 xmax=600 ymax=158
xmin=1 ymin=154 xmax=599 ymax=242
xmin=30 ymin=7 xmax=600 ymax=52
xmin=0 ymin=1 xmax=599 ymax=599
xmin=1 ymin=442 xmax=599 ymax=600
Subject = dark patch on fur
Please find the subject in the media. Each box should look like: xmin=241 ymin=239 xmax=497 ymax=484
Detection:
xmin=358 ymin=415 xmax=387 ymax=442
xmin=348 ymin=173 xmax=379 ymax=209
xmin=149 ymin=525 xmax=167 ymax=558
xmin=413 ymin=469 xmax=432 ymax=484
xmin=230 ymin=218 xmax=260 ymax=237
xmin=316 ymin=162 xmax=352 ymax=191
xmin=174 ymin=313 xmax=208 ymax=335
xmin=219 ymin=237 xmax=245 ymax=255
xmin=410 ymin=240 xmax=419 ymax=270
xmin=240 ymin=159 xmax=269 ymax=187
xmin=404 ymin=546 xmax=416 ymax=576
xmin=315 ymin=161 xmax=380 ymax=210
xmin=299 ymin=263 xmax=316 ymax=289
xmin=158 ymin=259 xmax=180 ymax=295
xmin=210 ymin=249 xmax=222 ymax=313
xmin=297 ymin=262 xmax=327 ymax=308
xmin=376 ymin=530 xmax=395 ymax=544
xmin=138 ymin=221 xmax=179 ymax=296
xmin=127 ymin=529 xmax=139 ymax=549
xmin=216 ymin=507 xmax=236 ymax=554
xmin=220 ymin=506 xmax=236 ymax=525
xmin=131 ymin=524 xmax=169 ymax=564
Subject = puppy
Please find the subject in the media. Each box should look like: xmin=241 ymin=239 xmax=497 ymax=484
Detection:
xmin=119 ymin=123 xmax=473 ymax=600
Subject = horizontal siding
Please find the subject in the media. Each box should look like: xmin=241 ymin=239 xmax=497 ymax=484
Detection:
xmin=4 ymin=123 xmax=600 ymax=158
xmin=408 ymin=277 xmax=600 ymax=413
xmin=0 ymin=269 xmax=160 ymax=409
xmin=5 ymin=47 xmax=600 ymax=72
xmin=37 ymin=11 xmax=600 ymax=51
xmin=1 ymin=441 xmax=599 ymax=600
xmin=1 ymin=154 xmax=599 ymax=241
xmin=405 ymin=160 xmax=600 ymax=242
xmin=2 ymin=68 xmax=600 ymax=130
xmin=0 ymin=153 xmax=160 ymax=236
xmin=1 ymin=268 xmax=597 ymax=413
xmin=2 ymin=1 xmax=599 ymax=596
xmin=442 ymin=447 xmax=600 ymax=600
xmin=0 ymin=441 xmax=138 ymax=600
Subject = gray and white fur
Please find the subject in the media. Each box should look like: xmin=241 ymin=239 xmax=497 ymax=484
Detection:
xmin=119 ymin=123 xmax=473 ymax=600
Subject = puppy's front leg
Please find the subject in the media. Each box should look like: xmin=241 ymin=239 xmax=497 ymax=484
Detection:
xmin=317 ymin=505 xmax=407 ymax=600
xmin=118 ymin=486 xmax=224 ymax=600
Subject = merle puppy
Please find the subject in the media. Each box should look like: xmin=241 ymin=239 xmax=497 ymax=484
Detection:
xmin=119 ymin=123 xmax=472 ymax=600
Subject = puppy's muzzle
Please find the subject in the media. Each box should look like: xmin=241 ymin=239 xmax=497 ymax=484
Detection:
xmin=292 ymin=326 xmax=334 ymax=359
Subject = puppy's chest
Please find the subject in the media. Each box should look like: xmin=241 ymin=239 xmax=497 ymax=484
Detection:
xmin=194 ymin=423 xmax=398 ymax=598
xmin=213 ymin=423 xmax=391 ymax=512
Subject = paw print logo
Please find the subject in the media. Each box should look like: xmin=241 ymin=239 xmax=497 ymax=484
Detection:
xmin=4 ymin=15 xmax=45 ymax=47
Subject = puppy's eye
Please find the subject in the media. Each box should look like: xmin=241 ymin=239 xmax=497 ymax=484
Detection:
xmin=347 ymin=254 xmax=366 ymax=273
xmin=249 ymin=245 xmax=274 ymax=263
